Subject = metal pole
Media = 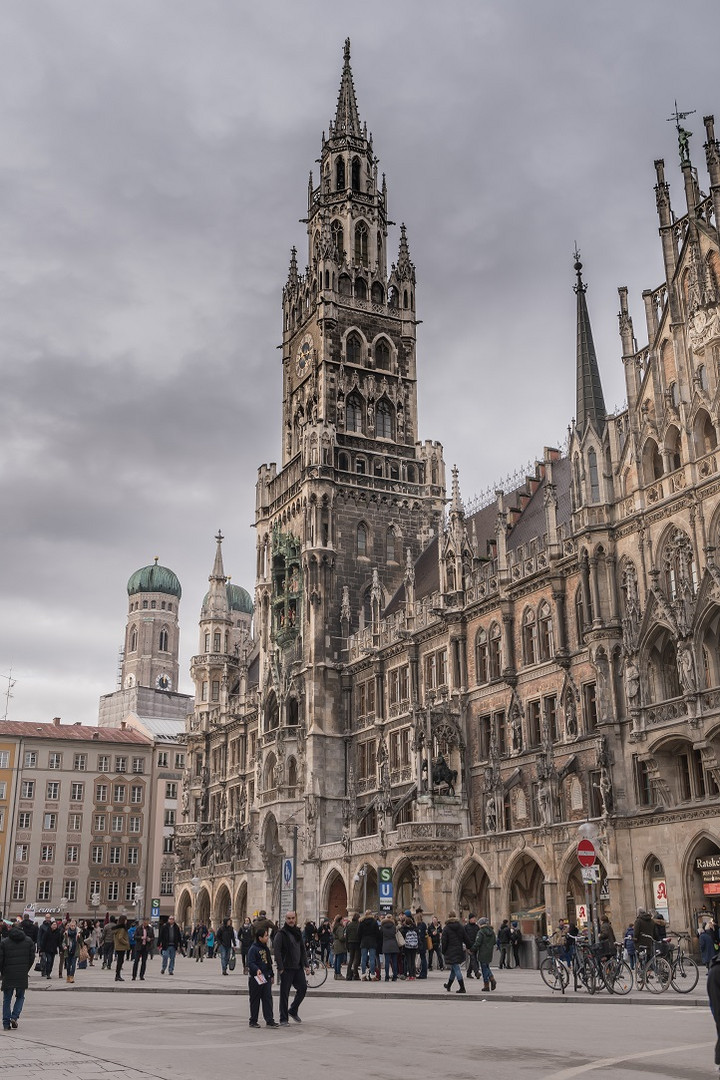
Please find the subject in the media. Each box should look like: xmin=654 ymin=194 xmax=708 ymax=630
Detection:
xmin=292 ymin=826 xmax=298 ymax=913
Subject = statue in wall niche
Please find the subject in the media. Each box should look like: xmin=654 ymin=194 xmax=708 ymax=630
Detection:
xmin=564 ymin=691 xmax=578 ymax=739
xmin=485 ymin=794 xmax=497 ymax=833
xmin=593 ymin=651 xmax=612 ymax=721
xmin=341 ymin=585 xmax=351 ymax=623
xmin=341 ymin=824 xmax=351 ymax=853
xmin=598 ymin=767 xmax=613 ymax=817
xmin=181 ymin=784 xmax=190 ymax=819
xmin=509 ymin=704 xmax=523 ymax=753
xmin=623 ymin=660 xmax=640 ymax=707
xmin=677 ymin=639 xmax=697 ymax=695
xmin=538 ymin=778 xmax=552 ymax=826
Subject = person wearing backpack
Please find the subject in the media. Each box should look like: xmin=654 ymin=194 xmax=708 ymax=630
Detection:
xmin=401 ymin=913 xmax=419 ymax=980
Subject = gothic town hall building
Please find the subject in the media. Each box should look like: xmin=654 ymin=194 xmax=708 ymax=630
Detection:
xmin=174 ymin=43 xmax=720 ymax=939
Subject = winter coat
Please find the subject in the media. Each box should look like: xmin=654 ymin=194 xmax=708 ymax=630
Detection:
xmin=113 ymin=925 xmax=130 ymax=953
xmin=247 ymin=942 xmax=273 ymax=981
xmin=19 ymin=918 xmax=38 ymax=943
xmin=0 ymin=928 xmax=35 ymax=990
xmin=441 ymin=919 xmax=466 ymax=965
xmin=379 ymin=919 xmax=400 ymax=955
xmin=332 ymin=922 xmax=347 ymax=953
xmin=463 ymin=921 xmax=480 ymax=950
xmin=103 ymin=922 xmax=117 ymax=945
xmin=345 ymin=918 xmax=361 ymax=947
xmin=472 ymin=924 xmax=497 ymax=964
xmin=633 ymin=913 xmax=657 ymax=953
xmin=217 ymin=924 xmax=235 ymax=949
xmin=273 ymin=924 xmax=308 ymax=972
xmin=159 ymin=922 xmax=183 ymax=950
xmin=497 ymin=923 xmax=511 ymax=946
xmin=38 ymin=923 xmax=63 ymax=955
xmin=599 ymin=920 xmax=616 ymax=946
xmin=62 ymin=928 xmax=83 ymax=959
xmin=358 ymin=916 xmax=378 ymax=950
xmin=239 ymin=924 xmax=254 ymax=952
xmin=700 ymin=929 xmax=717 ymax=966
xmin=133 ymin=924 xmax=156 ymax=951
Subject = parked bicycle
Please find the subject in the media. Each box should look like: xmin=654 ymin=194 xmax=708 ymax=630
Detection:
xmin=538 ymin=938 xmax=570 ymax=993
xmin=305 ymin=943 xmax=328 ymax=988
xmin=665 ymin=932 xmax=700 ymax=994
xmin=635 ymin=942 xmax=672 ymax=993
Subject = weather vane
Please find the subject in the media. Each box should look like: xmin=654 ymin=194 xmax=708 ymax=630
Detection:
xmin=667 ymin=100 xmax=696 ymax=165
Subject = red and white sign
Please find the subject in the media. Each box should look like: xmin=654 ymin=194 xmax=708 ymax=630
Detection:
xmin=577 ymin=839 xmax=597 ymax=867
xmin=576 ymin=904 xmax=588 ymax=925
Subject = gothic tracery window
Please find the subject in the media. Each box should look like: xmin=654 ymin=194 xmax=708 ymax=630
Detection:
xmin=537 ymin=602 xmax=553 ymax=661
xmin=331 ymin=219 xmax=344 ymax=259
xmin=354 ymin=222 xmax=369 ymax=267
xmin=346 ymin=332 xmax=362 ymax=364
xmin=376 ymin=398 xmax=393 ymax=439
xmin=522 ymin=607 xmax=537 ymax=666
xmin=346 ymin=394 xmax=363 ymax=433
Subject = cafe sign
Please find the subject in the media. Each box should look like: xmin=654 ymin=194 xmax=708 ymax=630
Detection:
xmin=696 ymin=855 xmax=720 ymax=884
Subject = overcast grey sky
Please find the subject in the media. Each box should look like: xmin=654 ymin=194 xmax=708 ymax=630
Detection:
xmin=1 ymin=0 xmax=717 ymax=724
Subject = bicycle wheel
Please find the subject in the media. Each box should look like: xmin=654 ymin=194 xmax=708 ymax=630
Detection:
xmin=644 ymin=955 xmax=671 ymax=993
xmin=540 ymin=956 xmax=568 ymax=991
xmin=671 ymin=955 xmax=699 ymax=994
xmin=579 ymin=958 xmax=597 ymax=995
xmin=305 ymin=955 xmax=328 ymax=988
xmin=603 ymin=958 xmax=633 ymax=996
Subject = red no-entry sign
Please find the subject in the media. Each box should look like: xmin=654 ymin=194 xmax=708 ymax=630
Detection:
xmin=577 ymin=839 xmax=597 ymax=867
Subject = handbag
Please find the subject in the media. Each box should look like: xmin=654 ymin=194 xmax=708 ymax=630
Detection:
xmin=395 ymin=930 xmax=405 ymax=948
xmin=228 ymin=949 xmax=236 ymax=971
xmin=426 ymin=934 xmax=433 ymax=951
xmin=79 ymin=945 xmax=89 ymax=963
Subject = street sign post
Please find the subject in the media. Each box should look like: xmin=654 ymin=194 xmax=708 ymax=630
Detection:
xmin=280 ymin=858 xmax=295 ymax=923
xmin=580 ymin=866 xmax=599 ymax=883
xmin=378 ymin=866 xmax=393 ymax=914
xmin=577 ymin=839 xmax=596 ymax=867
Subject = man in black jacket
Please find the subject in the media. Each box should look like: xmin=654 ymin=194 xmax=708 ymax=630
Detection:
xmin=159 ymin=916 xmax=183 ymax=975
xmin=464 ymin=914 xmax=480 ymax=980
xmin=131 ymin=919 xmax=155 ymax=982
xmin=0 ymin=925 xmax=35 ymax=1030
xmin=18 ymin=916 xmax=37 ymax=947
xmin=217 ymin=918 xmax=236 ymax=976
xmin=273 ymin=911 xmax=309 ymax=1024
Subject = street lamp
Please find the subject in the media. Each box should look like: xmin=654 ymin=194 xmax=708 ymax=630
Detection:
xmin=353 ymin=864 xmax=368 ymax=910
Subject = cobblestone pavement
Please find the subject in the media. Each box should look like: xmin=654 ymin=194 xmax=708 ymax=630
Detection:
xmin=3 ymin=970 xmax=716 ymax=1080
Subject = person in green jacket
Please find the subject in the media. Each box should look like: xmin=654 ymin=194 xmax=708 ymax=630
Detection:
xmin=472 ymin=917 xmax=497 ymax=991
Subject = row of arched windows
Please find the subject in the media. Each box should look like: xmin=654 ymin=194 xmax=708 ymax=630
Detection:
xmin=128 ymin=600 xmax=173 ymax=612
xmin=345 ymin=331 xmax=393 ymax=369
xmin=128 ymin=626 xmax=170 ymax=653
xmin=337 ymin=451 xmax=419 ymax=483
xmin=474 ymin=602 xmax=554 ymax=683
xmin=357 ymin=522 xmax=400 ymax=562
xmin=344 ymin=392 xmax=396 ymax=440
xmin=641 ymin=410 xmax=718 ymax=486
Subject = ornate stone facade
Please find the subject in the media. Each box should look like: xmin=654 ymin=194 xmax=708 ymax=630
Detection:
xmin=176 ymin=47 xmax=720 ymax=938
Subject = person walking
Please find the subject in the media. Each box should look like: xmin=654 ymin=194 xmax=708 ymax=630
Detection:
xmin=472 ymin=917 xmax=497 ymax=991
xmin=497 ymin=920 xmax=511 ymax=969
xmin=239 ymin=917 xmax=253 ymax=975
xmin=217 ymin=918 xmax=235 ymax=976
xmin=441 ymin=911 xmax=467 ymax=994
xmin=380 ymin=914 xmax=400 ymax=982
xmin=159 ymin=916 xmax=183 ymax=975
xmin=37 ymin=917 xmax=61 ymax=979
xmin=345 ymin=912 xmax=361 ymax=980
xmin=510 ymin=921 xmax=522 ymax=968
xmin=247 ymin=926 xmax=278 ymax=1028
xmin=415 ymin=908 xmax=429 ymax=979
xmin=132 ymin=919 xmax=155 ymax=981
xmin=428 ymin=917 xmax=443 ymax=971
xmin=113 ymin=915 xmax=130 ymax=982
xmin=63 ymin=920 xmax=83 ymax=983
xmin=102 ymin=918 xmax=116 ymax=970
xmin=358 ymin=910 xmax=378 ymax=981
xmin=464 ymin=914 xmax=480 ymax=980
xmin=0 ymin=923 xmax=34 ymax=1030
xmin=192 ymin=923 xmax=208 ymax=962
xmin=273 ymin=911 xmax=308 ymax=1025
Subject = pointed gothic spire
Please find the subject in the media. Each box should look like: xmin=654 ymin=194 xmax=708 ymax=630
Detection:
xmin=210 ymin=530 xmax=226 ymax=584
xmin=574 ymin=250 xmax=606 ymax=437
xmin=288 ymin=247 xmax=298 ymax=287
xmin=450 ymin=465 xmax=463 ymax=515
xmin=203 ymin=530 xmax=229 ymax=619
xmin=334 ymin=38 xmax=361 ymax=137
xmin=396 ymin=223 xmax=415 ymax=281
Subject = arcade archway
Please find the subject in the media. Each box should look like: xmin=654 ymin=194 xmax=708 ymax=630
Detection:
xmin=458 ymin=860 xmax=490 ymax=919
xmin=213 ymin=883 xmax=231 ymax=925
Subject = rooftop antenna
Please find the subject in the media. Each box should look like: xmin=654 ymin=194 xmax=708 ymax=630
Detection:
xmin=1 ymin=667 xmax=16 ymax=721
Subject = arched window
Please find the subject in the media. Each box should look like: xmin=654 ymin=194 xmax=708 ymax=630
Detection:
xmin=662 ymin=528 xmax=698 ymax=600
xmin=388 ymin=285 xmax=398 ymax=309
xmin=522 ymin=608 xmax=537 ymax=665
xmin=377 ymin=233 xmax=382 ymax=264
xmin=642 ymin=438 xmax=664 ymax=484
xmin=338 ymin=451 xmax=349 ymax=471
xmin=335 ymin=157 xmax=345 ymax=191
xmin=338 ymin=274 xmax=352 ymax=297
xmin=355 ymin=457 xmax=366 ymax=475
xmin=355 ymin=277 xmax=367 ymax=300
xmin=355 ymin=222 xmax=368 ymax=267
xmin=129 ymin=626 xmax=138 ymax=652
xmin=666 ymin=426 xmax=682 ymax=471
xmin=346 ymin=332 xmax=362 ymax=364
xmin=287 ymin=758 xmax=298 ymax=791
xmin=386 ymin=527 xmax=396 ymax=563
xmin=698 ymin=364 xmax=709 ymax=391
xmin=576 ymin=588 xmax=586 ymax=643
xmin=538 ymin=602 xmax=553 ymax=661
xmin=376 ymin=399 xmax=393 ymax=439
xmin=204 ymin=631 xmax=210 ymax=652
xmin=346 ymin=394 xmax=363 ymax=433
xmin=264 ymin=692 xmax=279 ymax=733
xmin=695 ymin=409 xmax=718 ymax=454
xmin=488 ymin=623 xmax=502 ymax=679
xmin=476 ymin=629 xmax=489 ymax=684
xmin=573 ymin=453 xmax=583 ymax=506
xmin=159 ymin=628 xmax=169 ymax=652
xmin=371 ymin=281 xmax=384 ymax=304
xmin=403 ymin=289 xmax=409 ymax=309
xmin=375 ymin=338 xmax=391 ymax=369
xmin=351 ymin=156 xmax=361 ymax=192
xmin=373 ymin=458 xmax=384 ymax=477
xmin=587 ymin=447 xmax=600 ymax=502
xmin=331 ymin=219 xmax=344 ymax=259
xmin=357 ymin=523 xmax=368 ymax=557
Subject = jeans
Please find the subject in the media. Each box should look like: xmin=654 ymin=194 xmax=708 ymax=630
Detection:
xmin=445 ymin=962 xmax=464 ymax=987
xmin=333 ymin=950 xmax=346 ymax=975
xmin=41 ymin=951 xmax=54 ymax=978
xmin=66 ymin=954 xmax=77 ymax=977
xmin=161 ymin=945 xmax=177 ymax=973
xmin=418 ymin=949 xmax=428 ymax=979
xmin=279 ymin=967 xmax=307 ymax=1021
xmin=384 ymin=953 xmax=398 ymax=980
xmin=480 ymin=960 xmax=493 ymax=984
xmin=133 ymin=946 xmax=150 ymax=979
xmin=102 ymin=942 xmax=114 ymax=968
xmin=218 ymin=944 xmax=232 ymax=974
xmin=360 ymin=946 xmax=376 ymax=976
xmin=2 ymin=988 xmax=24 ymax=1027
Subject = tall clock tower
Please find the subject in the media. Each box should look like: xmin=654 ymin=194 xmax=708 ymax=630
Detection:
xmin=254 ymin=40 xmax=446 ymax=843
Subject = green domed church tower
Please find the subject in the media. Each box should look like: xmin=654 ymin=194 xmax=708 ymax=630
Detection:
xmin=123 ymin=557 xmax=182 ymax=692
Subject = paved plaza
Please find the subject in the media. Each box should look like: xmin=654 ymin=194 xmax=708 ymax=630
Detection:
xmin=0 ymin=957 xmax=716 ymax=1079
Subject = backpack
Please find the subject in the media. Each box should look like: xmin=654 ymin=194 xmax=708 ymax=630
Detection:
xmin=404 ymin=928 xmax=419 ymax=949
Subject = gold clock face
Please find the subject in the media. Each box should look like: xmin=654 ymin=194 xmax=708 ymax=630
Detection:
xmin=296 ymin=334 xmax=313 ymax=377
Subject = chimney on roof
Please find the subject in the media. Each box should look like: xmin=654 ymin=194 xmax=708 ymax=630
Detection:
xmin=73 ymin=722 xmax=81 ymax=726
xmin=120 ymin=721 xmax=126 ymax=730
xmin=52 ymin=717 xmax=61 ymax=726
xmin=92 ymin=731 xmax=100 ymax=740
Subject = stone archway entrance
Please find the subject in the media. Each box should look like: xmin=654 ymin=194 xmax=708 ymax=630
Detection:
xmin=352 ymin=865 xmax=378 ymax=911
xmin=395 ymin=862 xmax=416 ymax=914
xmin=177 ymin=889 xmax=192 ymax=932
xmin=507 ymin=854 xmax=546 ymax=936
xmin=458 ymin=861 xmax=490 ymax=919
xmin=195 ymin=887 xmax=210 ymax=927
xmin=214 ymin=884 xmax=231 ymax=925
xmin=327 ymin=874 xmax=348 ymax=920
xmin=686 ymin=836 xmax=720 ymax=929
